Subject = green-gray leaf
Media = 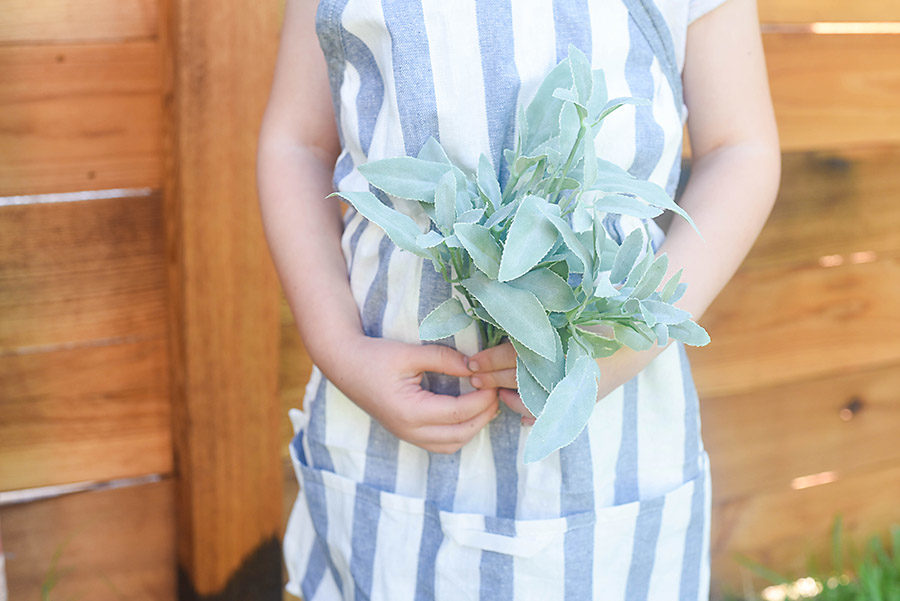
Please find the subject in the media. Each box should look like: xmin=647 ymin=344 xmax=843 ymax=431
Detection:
xmin=659 ymin=268 xmax=683 ymax=302
xmin=331 ymin=191 xmax=429 ymax=258
xmin=358 ymin=157 xmax=452 ymax=203
xmin=613 ymin=322 xmax=654 ymax=351
xmin=668 ymin=319 xmax=710 ymax=346
xmin=523 ymin=355 xmax=600 ymax=463
xmin=498 ymin=196 xmax=557 ymax=282
xmin=454 ymin=223 xmax=501 ymax=279
xmin=434 ymin=170 xmax=456 ymax=234
xmin=593 ymin=193 xmax=663 ymax=219
xmin=511 ymin=336 xmax=565 ymax=393
xmin=416 ymin=230 xmax=444 ymax=249
xmin=610 ymin=228 xmax=644 ymax=284
xmin=632 ymin=253 xmax=668 ymax=299
xmin=640 ymin=299 xmax=691 ymax=325
xmin=462 ymin=272 xmax=558 ymax=360
xmin=573 ymin=327 xmax=622 ymax=358
xmin=517 ymin=358 xmax=549 ymax=417
xmin=477 ymin=154 xmax=502 ymax=211
xmin=507 ymin=268 xmax=578 ymax=312
xmin=419 ymin=297 xmax=473 ymax=341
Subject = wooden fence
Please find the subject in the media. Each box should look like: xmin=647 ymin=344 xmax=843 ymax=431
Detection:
xmin=1 ymin=0 xmax=898 ymax=599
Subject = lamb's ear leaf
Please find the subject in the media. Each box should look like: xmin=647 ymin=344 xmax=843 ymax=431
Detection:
xmin=567 ymin=44 xmax=593 ymax=106
xmin=610 ymin=228 xmax=644 ymax=284
xmin=613 ymin=322 xmax=655 ymax=351
xmin=330 ymin=191 xmax=429 ymax=258
xmin=593 ymin=193 xmax=663 ymax=219
xmin=659 ymin=268 xmax=683 ymax=302
xmin=510 ymin=337 xmax=565 ymax=393
xmin=418 ymin=297 xmax=473 ymax=341
xmin=417 ymin=136 xmax=452 ymax=164
xmin=498 ymin=196 xmax=558 ymax=282
xmin=523 ymin=355 xmax=599 ymax=463
xmin=477 ymin=154 xmax=502 ymax=211
xmin=523 ymin=59 xmax=572 ymax=152
xmin=434 ymin=170 xmax=457 ymax=234
xmin=596 ymin=96 xmax=651 ymax=121
xmin=587 ymin=69 xmax=609 ymax=120
xmin=462 ymin=271 xmax=558 ymax=360
xmin=357 ymin=157 xmax=451 ymax=203
xmin=416 ymin=230 xmax=444 ymax=249
xmin=639 ymin=299 xmax=692 ymax=325
xmin=454 ymin=223 xmax=501 ymax=279
xmin=573 ymin=327 xmax=622 ymax=358
xmin=517 ymin=358 xmax=549 ymax=417
xmin=507 ymin=268 xmax=578 ymax=312
xmin=668 ymin=319 xmax=711 ymax=347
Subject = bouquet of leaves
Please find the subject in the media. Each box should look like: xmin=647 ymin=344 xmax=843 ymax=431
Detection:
xmin=333 ymin=45 xmax=709 ymax=463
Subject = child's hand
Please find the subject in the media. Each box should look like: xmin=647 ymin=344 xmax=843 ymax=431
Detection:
xmin=332 ymin=336 xmax=500 ymax=454
xmin=466 ymin=342 xmax=536 ymax=426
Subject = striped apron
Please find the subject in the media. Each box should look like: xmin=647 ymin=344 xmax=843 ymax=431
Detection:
xmin=284 ymin=0 xmax=726 ymax=599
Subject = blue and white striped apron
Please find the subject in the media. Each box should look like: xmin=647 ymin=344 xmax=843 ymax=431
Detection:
xmin=285 ymin=0 xmax=727 ymax=599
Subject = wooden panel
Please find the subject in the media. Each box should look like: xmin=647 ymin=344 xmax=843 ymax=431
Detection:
xmin=686 ymin=145 xmax=900 ymax=397
xmin=0 ymin=0 xmax=158 ymax=44
xmin=1 ymin=479 xmax=175 ymax=600
xmin=0 ymin=194 xmax=166 ymax=349
xmin=0 ymin=338 xmax=171 ymax=491
xmin=0 ymin=41 xmax=162 ymax=196
xmin=763 ymin=34 xmax=900 ymax=152
xmin=162 ymin=0 xmax=285 ymax=595
xmin=709 ymin=463 xmax=900 ymax=591
xmin=758 ymin=0 xmax=900 ymax=24
xmin=701 ymin=360 xmax=900 ymax=505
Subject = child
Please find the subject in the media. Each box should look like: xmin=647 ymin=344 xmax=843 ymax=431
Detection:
xmin=257 ymin=0 xmax=780 ymax=599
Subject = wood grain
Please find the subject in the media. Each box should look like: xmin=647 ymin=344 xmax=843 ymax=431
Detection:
xmin=701 ymin=359 xmax=900 ymax=505
xmin=162 ymin=0 xmax=285 ymax=594
xmin=0 ymin=40 xmax=162 ymax=195
xmin=0 ymin=0 xmax=158 ymax=44
xmin=763 ymin=34 xmax=900 ymax=152
xmin=0 ymin=478 xmax=175 ymax=601
xmin=758 ymin=0 xmax=900 ymax=24
xmin=0 ymin=337 xmax=171 ymax=491
xmin=0 ymin=194 xmax=166 ymax=350
xmin=710 ymin=462 xmax=900 ymax=593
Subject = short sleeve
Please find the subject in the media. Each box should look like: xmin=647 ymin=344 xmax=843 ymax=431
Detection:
xmin=687 ymin=0 xmax=731 ymax=25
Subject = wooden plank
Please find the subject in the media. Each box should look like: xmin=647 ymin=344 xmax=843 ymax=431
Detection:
xmin=162 ymin=0 xmax=285 ymax=595
xmin=688 ymin=254 xmax=900 ymax=397
xmin=709 ymin=462 xmax=900 ymax=592
xmin=0 ymin=41 xmax=161 ymax=104
xmin=1 ymin=478 xmax=175 ymax=600
xmin=762 ymin=34 xmax=900 ymax=152
xmin=0 ymin=0 xmax=158 ymax=44
xmin=0 ymin=194 xmax=166 ymax=350
xmin=0 ymin=337 xmax=171 ymax=491
xmin=0 ymin=92 xmax=161 ymax=196
xmin=701 ymin=360 xmax=900 ymax=505
xmin=758 ymin=0 xmax=900 ymax=24
xmin=739 ymin=147 xmax=900 ymax=273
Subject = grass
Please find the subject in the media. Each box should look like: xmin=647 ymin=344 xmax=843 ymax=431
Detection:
xmin=723 ymin=517 xmax=900 ymax=601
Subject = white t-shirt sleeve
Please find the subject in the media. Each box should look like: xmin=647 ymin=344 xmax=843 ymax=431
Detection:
xmin=687 ymin=0 xmax=731 ymax=25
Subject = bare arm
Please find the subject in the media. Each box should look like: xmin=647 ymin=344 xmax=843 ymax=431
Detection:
xmin=470 ymin=0 xmax=781 ymax=416
xmin=256 ymin=0 xmax=498 ymax=452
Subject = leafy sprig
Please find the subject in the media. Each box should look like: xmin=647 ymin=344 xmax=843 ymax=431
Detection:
xmin=332 ymin=44 xmax=709 ymax=463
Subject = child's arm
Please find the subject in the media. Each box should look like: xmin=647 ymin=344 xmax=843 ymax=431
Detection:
xmin=257 ymin=0 xmax=499 ymax=453
xmin=469 ymin=0 xmax=781 ymax=419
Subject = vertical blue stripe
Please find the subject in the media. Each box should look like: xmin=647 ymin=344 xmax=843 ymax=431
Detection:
xmin=560 ymin=432 xmax=595 ymax=599
xmin=679 ymin=476 xmax=706 ymax=601
xmin=302 ymin=376 xmax=344 ymax=597
xmin=552 ymin=0 xmax=591 ymax=61
xmin=382 ymin=0 xmax=439 ymax=156
xmin=342 ymin=30 xmax=385 ymax=157
xmin=614 ymin=378 xmax=640 ymax=504
xmin=624 ymin=496 xmax=665 ymax=601
xmin=679 ymin=342 xmax=701 ymax=481
xmin=479 ymin=410 xmax=520 ymax=601
xmin=625 ymin=16 xmax=665 ymax=180
xmin=476 ymin=0 xmax=519 ymax=188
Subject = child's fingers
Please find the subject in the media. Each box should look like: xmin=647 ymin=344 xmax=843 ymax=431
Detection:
xmin=416 ymin=394 xmax=500 ymax=452
xmin=467 ymin=341 xmax=517 ymax=372
xmin=470 ymin=368 xmax=516 ymax=390
xmin=415 ymin=387 xmax=498 ymax=426
xmin=401 ymin=342 xmax=472 ymax=378
xmin=498 ymin=388 xmax=534 ymax=419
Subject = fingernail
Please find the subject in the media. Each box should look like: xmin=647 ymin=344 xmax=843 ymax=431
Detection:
xmin=467 ymin=360 xmax=480 ymax=372
xmin=470 ymin=376 xmax=483 ymax=389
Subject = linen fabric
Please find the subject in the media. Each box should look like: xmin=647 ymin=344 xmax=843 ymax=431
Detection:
xmin=284 ymin=0 xmax=729 ymax=599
